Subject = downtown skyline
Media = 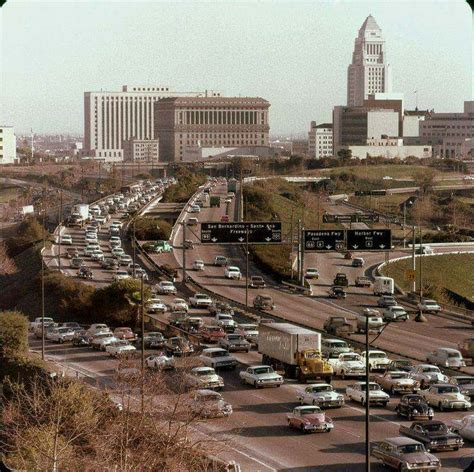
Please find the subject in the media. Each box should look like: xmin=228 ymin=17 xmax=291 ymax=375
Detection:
xmin=1 ymin=0 xmax=472 ymax=135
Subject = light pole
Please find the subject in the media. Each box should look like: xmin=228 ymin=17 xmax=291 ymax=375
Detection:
xmin=245 ymin=227 xmax=249 ymax=307
xmin=140 ymin=273 xmax=145 ymax=416
xmin=41 ymin=189 xmax=46 ymax=361
xmin=365 ymin=314 xmax=370 ymax=472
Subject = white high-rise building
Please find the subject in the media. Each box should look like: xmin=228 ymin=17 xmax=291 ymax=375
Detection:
xmin=347 ymin=15 xmax=392 ymax=107
xmin=83 ymin=86 xmax=221 ymax=161
xmin=0 ymin=126 xmax=17 ymax=165
xmin=308 ymin=122 xmax=333 ymax=159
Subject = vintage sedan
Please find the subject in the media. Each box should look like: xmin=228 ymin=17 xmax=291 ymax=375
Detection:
xmin=399 ymin=421 xmax=463 ymax=452
xmin=321 ymin=338 xmax=350 ymax=358
xmin=199 ymin=325 xmax=226 ymax=343
xmin=296 ymin=383 xmax=345 ymax=408
xmin=287 ymin=406 xmax=333 ymax=433
xmin=235 ymin=323 xmax=259 ymax=345
xmin=451 ymin=415 xmax=474 ymax=442
xmin=387 ymin=359 xmax=415 ymax=373
xmin=113 ymin=327 xmax=136 ymax=342
xmin=145 ymin=354 xmax=175 ymax=370
xmin=361 ymin=350 xmax=391 ymax=371
xmin=346 ymin=382 xmax=390 ymax=406
xmin=449 ymin=375 xmax=474 ymax=400
xmin=188 ymin=390 xmax=232 ymax=418
xmin=426 ymin=348 xmax=465 ymax=369
xmin=170 ymin=298 xmax=189 ymax=312
xmin=409 ymin=365 xmax=449 ymax=388
xmin=395 ymin=394 xmax=434 ymax=421
xmin=333 ymin=352 xmax=366 ymax=379
xmin=164 ymin=337 xmax=194 ymax=357
xmin=185 ymin=366 xmax=224 ymax=391
xmin=374 ymin=371 xmax=420 ymax=395
xmin=218 ymin=334 xmax=251 ymax=352
xmin=239 ymin=365 xmax=283 ymax=388
xmin=371 ymin=437 xmax=441 ymax=471
xmin=105 ymin=340 xmax=137 ymax=357
xmin=417 ymin=299 xmax=441 ymax=313
xmin=147 ymin=297 xmax=167 ymax=314
xmin=420 ymin=384 xmax=471 ymax=411
xmin=156 ymin=281 xmax=177 ymax=295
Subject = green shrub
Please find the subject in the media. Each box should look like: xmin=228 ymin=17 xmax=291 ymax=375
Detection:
xmin=162 ymin=166 xmax=206 ymax=203
xmin=0 ymin=311 xmax=29 ymax=357
xmin=131 ymin=217 xmax=172 ymax=240
xmin=0 ymin=354 xmax=51 ymax=389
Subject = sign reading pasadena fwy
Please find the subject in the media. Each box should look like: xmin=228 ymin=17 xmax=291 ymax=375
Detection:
xmin=201 ymin=222 xmax=282 ymax=244
xmin=304 ymin=230 xmax=345 ymax=251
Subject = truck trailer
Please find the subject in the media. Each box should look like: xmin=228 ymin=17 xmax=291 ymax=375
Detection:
xmin=258 ymin=323 xmax=333 ymax=382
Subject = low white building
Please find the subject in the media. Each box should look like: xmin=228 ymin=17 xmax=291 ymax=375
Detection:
xmin=0 ymin=126 xmax=17 ymax=165
xmin=343 ymin=137 xmax=431 ymax=160
xmin=122 ymin=138 xmax=159 ymax=162
xmin=308 ymin=122 xmax=333 ymax=159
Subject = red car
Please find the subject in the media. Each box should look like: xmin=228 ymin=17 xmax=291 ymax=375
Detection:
xmin=113 ymin=327 xmax=137 ymax=342
xmin=287 ymin=406 xmax=333 ymax=433
xmin=199 ymin=325 xmax=226 ymax=343
xmin=221 ymin=215 xmax=229 ymax=223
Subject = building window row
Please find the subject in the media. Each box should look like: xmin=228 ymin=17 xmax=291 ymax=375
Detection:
xmin=179 ymin=109 xmax=264 ymax=125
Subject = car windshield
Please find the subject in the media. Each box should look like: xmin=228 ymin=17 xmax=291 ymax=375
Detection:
xmin=212 ymin=351 xmax=228 ymax=357
xmin=300 ymin=408 xmax=320 ymax=415
xmin=57 ymin=328 xmax=71 ymax=333
xmin=312 ymin=385 xmax=331 ymax=392
xmin=369 ymin=353 xmax=386 ymax=359
xmin=424 ymin=423 xmax=447 ymax=433
xmin=396 ymin=360 xmax=411 ymax=366
xmin=228 ymin=335 xmax=241 ymax=341
xmin=399 ymin=444 xmax=424 ymax=454
xmin=252 ymin=276 xmax=263 ymax=281
xmin=448 ymin=352 xmax=461 ymax=358
xmin=359 ymin=383 xmax=380 ymax=391
xmin=343 ymin=355 xmax=361 ymax=362
xmin=437 ymin=386 xmax=459 ymax=394
xmin=423 ymin=367 xmax=440 ymax=373
xmin=305 ymin=352 xmax=320 ymax=359
xmin=196 ymin=369 xmax=214 ymax=376
xmin=199 ymin=394 xmax=221 ymax=402
xmin=390 ymin=373 xmax=408 ymax=379
xmin=407 ymin=396 xmax=423 ymax=404
xmin=393 ymin=308 xmax=405 ymax=313
xmin=161 ymin=282 xmax=172 ymax=287
xmin=196 ymin=294 xmax=208 ymax=299
xmin=456 ymin=377 xmax=474 ymax=385
xmin=261 ymin=296 xmax=272 ymax=301
xmin=253 ymin=367 xmax=273 ymax=375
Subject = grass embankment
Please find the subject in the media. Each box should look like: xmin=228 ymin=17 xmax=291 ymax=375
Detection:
xmin=244 ymin=179 xmax=329 ymax=280
xmin=381 ymin=253 xmax=474 ymax=306
xmin=319 ymin=165 xmax=441 ymax=180
xmin=162 ymin=167 xmax=206 ymax=203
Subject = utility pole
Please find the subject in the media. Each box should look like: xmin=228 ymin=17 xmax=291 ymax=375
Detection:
xmin=41 ymin=188 xmax=46 ymax=361
xmin=132 ymin=219 xmax=136 ymax=278
xmin=140 ymin=274 xmax=145 ymax=417
xmin=365 ymin=314 xmax=370 ymax=472
xmin=58 ymin=189 xmax=63 ymax=272
xmin=245 ymin=227 xmax=249 ymax=307
xmin=403 ymin=203 xmax=407 ymax=249
xmin=182 ymin=222 xmax=187 ymax=283
xmin=290 ymin=207 xmax=294 ymax=280
xmin=418 ymin=227 xmax=423 ymax=301
xmin=296 ymin=219 xmax=301 ymax=281
xmin=300 ymin=225 xmax=305 ymax=286
xmin=411 ymin=225 xmax=416 ymax=293
xmin=239 ymin=166 xmax=244 ymax=222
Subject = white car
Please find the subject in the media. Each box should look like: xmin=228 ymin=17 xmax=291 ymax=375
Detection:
xmin=361 ymin=350 xmax=391 ymax=371
xmin=146 ymin=297 xmax=167 ymax=313
xmin=426 ymin=348 xmax=465 ymax=369
xmin=189 ymin=293 xmax=213 ymax=308
xmin=85 ymin=233 xmax=98 ymax=244
xmin=145 ymin=354 xmax=175 ymax=370
xmin=46 ymin=327 xmax=75 ymax=343
xmin=187 ymin=217 xmax=199 ymax=226
xmin=192 ymin=259 xmax=205 ymax=271
xmin=199 ymin=348 xmax=238 ymax=370
xmin=30 ymin=317 xmax=54 ymax=331
xmin=188 ymin=389 xmax=232 ymax=418
xmin=84 ymin=245 xmax=100 ymax=256
xmin=296 ymin=383 xmax=345 ymax=408
xmin=113 ymin=270 xmax=130 ymax=282
xmin=91 ymin=250 xmax=105 ymax=262
xmin=57 ymin=234 xmax=73 ymax=245
xmin=189 ymin=205 xmax=201 ymax=213
xmin=239 ymin=365 xmax=284 ymax=388
xmin=383 ymin=305 xmax=409 ymax=322
xmin=417 ymin=299 xmax=441 ymax=313
xmin=304 ymin=268 xmax=319 ymax=279
xmin=119 ymin=255 xmax=133 ymax=266
xmin=186 ymin=366 xmax=224 ymax=391
xmin=236 ymin=323 xmax=259 ymax=344
xmin=346 ymin=382 xmax=390 ymax=406
xmin=333 ymin=352 xmax=367 ymax=379
xmin=451 ymin=415 xmax=474 ymax=441
xmin=156 ymin=281 xmax=177 ymax=295
xmin=215 ymin=313 xmax=236 ymax=331
xmin=420 ymin=384 xmax=471 ymax=411
xmin=91 ymin=333 xmax=118 ymax=350
xmin=112 ymin=247 xmax=125 ymax=258
xmin=224 ymin=266 xmax=242 ymax=280
xmin=105 ymin=340 xmax=137 ymax=357
xmin=409 ymin=364 xmax=449 ymax=388
xmin=109 ymin=240 xmax=122 ymax=249
xmin=86 ymin=323 xmax=111 ymax=337
xmin=170 ymin=298 xmax=188 ymax=312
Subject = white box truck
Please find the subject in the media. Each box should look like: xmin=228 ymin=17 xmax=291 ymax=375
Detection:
xmin=258 ymin=323 xmax=333 ymax=382
xmin=70 ymin=204 xmax=89 ymax=227
xmin=373 ymin=276 xmax=394 ymax=296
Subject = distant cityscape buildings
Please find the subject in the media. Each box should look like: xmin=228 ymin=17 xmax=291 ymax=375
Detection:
xmin=0 ymin=126 xmax=17 ymax=165
xmin=83 ymin=86 xmax=221 ymax=162
xmin=308 ymin=122 xmax=333 ymax=159
xmin=154 ymin=96 xmax=270 ymax=162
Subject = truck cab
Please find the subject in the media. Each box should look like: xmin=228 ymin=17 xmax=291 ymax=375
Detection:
xmin=295 ymin=349 xmax=333 ymax=383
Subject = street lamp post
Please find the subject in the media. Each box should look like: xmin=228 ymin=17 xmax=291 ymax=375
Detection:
xmin=365 ymin=314 xmax=370 ymax=472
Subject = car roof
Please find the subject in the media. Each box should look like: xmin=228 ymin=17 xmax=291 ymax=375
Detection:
xmin=249 ymin=365 xmax=271 ymax=369
xmin=411 ymin=420 xmax=444 ymax=427
xmin=202 ymin=347 xmax=227 ymax=353
xmin=294 ymin=405 xmax=321 ymax=410
xmin=436 ymin=348 xmax=460 ymax=353
xmin=193 ymin=366 xmax=214 ymax=372
xmin=384 ymin=437 xmax=422 ymax=446
xmin=195 ymin=389 xmax=221 ymax=396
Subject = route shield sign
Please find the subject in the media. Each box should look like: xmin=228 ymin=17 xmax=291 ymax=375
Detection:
xmin=303 ymin=230 xmax=346 ymax=251
xmin=200 ymin=222 xmax=282 ymax=244
xmin=346 ymin=229 xmax=391 ymax=250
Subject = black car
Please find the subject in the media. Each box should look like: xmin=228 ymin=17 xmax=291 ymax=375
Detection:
xmin=395 ymin=394 xmax=434 ymax=421
xmin=77 ymin=267 xmax=93 ymax=279
xmin=72 ymin=335 xmax=91 ymax=347
xmin=387 ymin=359 xmax=415 ymax=373
xmin=328 ymin=286 xmax=346 ymax=299
xmin=399 ymin=420 xmax=463 ymax=452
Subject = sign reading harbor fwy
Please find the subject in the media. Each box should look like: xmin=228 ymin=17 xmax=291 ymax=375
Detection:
xmin=346 ymin=229 xmax=391 ymax=250
xmin=200 ymin=222 xmax=282 ymax=244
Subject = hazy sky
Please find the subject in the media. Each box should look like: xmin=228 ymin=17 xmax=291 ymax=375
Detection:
xmin=1 ymin=0 xmax=472 ymax=136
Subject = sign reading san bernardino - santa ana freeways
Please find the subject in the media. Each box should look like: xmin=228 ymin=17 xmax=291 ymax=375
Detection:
xmin=200 ymin=222 xmax=282 ymax=244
